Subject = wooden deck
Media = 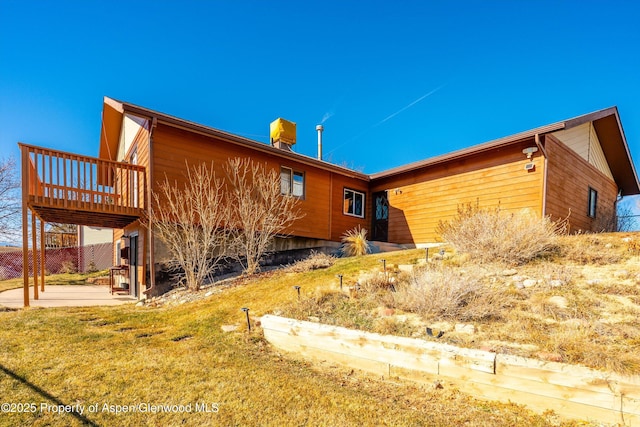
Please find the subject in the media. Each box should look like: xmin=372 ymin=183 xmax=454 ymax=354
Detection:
xmin=20 ymin=143 xmax=146 ymax=228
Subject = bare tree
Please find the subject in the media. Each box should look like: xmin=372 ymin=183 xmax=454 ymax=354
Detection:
xmin=0 ymin=157 xmax=20 ymax=243
xmin=615 ymin=203 xmax=638 ymax=232
xmin=148 ymin=162 xmax=227 ymax=291
xmin=224 ymin=158 xmax=304 ymax=275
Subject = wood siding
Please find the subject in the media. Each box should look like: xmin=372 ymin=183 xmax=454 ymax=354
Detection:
xmin=371 ymin=141 xmax=544 ymax=244
xmin=544 ymin=135 xmax=619 ymax=232
xmin=551 ymin=123 xmax=614 ymax=180
xmin=152 ymin=124 xmax=368 ymax=242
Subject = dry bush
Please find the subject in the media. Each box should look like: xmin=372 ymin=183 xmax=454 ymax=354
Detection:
xmin=286 ymin=251 xmax=336 ymax=273
xmin=357 ymin=271 xmax=393 ymax=293
xmin=341 ymin=225 xmax=371 ymax=257
xmin=545 ymin=324 xmax=640 ymax=374
xmin=558 ymin=234 xmax=624 ymax=265
xmin=437 ymin=204 xmax=564 ymax=265
xmin=390 ymin=265 xmax=506 ymax=321
xmin=282 ymin=289 xmax=377 ymax=330
xmin=60 ymin=260 xmax=77 ymax=274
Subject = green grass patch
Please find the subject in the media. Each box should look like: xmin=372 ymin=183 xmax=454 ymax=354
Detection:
xmin=0 ymin=270 xmax=109 ymax=293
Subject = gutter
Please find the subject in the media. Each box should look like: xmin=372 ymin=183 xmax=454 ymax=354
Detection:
xmin=143 ymin=117 xmax=158 ymax=297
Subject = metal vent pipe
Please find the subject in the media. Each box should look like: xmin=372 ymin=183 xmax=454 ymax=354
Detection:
xmin=316 ymin=124 xmax=324 ymax=160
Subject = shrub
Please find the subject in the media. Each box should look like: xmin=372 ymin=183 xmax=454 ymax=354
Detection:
xmin=390 ymin=265 xmax=505 ymax=321
xmin=437 ymin=204 xmax=564 ymax=265
xmin=60 ymin=260 xmax=77 ymax=274
xmin=558 ymin=234 xmax=623 ymax=265
xmin=87 ymin=260 xmax=98 ymax=273
xmin=287 ymin=251 xmax=336 ymax=273
xmin=341 ymin=225 xmax=371 ymax=257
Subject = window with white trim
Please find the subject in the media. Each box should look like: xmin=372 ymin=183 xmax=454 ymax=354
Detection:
xmin=280 ymin=167 xmax=304 ymax=197
xmin=588 ymin=187 xmax=597 ymax=218
xmin=344 ymin=188 xmax=365 ymax=218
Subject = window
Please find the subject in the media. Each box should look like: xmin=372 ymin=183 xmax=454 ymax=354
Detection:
xmin=588 ymin=187 xmax=598 ymax=218
xmin=344 ymin=188 xmax=365 ymax=218
xmin=280 ymin=167 xmax=304 ymax=197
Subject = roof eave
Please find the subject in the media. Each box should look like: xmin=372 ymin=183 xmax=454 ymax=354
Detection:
xmin=105 ymin=97 xmax=369 ymax=181
xmin=370 ymin=122 xmax=565 ymax=180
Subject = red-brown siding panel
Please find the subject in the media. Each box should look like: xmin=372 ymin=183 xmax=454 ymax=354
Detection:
xmin=152 ymin=124 xmax=368 ymax=241
xmin=545 ymin=135 xmax=618 ymax=232
xmin=371 ymin=143 xmax=544 ymax=244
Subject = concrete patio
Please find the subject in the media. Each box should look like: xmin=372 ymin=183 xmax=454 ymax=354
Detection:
xmin=0 ymin=285 xmax=138 ymax=308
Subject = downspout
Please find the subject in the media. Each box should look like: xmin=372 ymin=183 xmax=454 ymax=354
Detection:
xmin=535 ymin=134 xmax=548 ymax=217
xmin=328 ymin=173 xmax=333 ymax=240
xmin=144 ymin=117 xmax=157 ymax=297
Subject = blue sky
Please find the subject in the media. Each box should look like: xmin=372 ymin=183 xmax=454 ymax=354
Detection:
xmin=2 ymin=1 xmax=640 ymax=215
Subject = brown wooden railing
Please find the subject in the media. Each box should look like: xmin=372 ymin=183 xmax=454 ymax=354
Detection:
xmin=20 ymin=143 xmax=146 ymax=216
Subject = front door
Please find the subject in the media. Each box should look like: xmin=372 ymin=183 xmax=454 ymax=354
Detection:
xmin=372 ymin=191 xmax=389 ymax=242
xmin=129 ymin=234 xmax=139 ymax=297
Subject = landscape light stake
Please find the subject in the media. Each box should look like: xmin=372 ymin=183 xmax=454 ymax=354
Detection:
xmin=337 ymin=274 xmax=343 ymax=289
xmin=241 ymin=307 xmax=251 ymax=332
xmin=381 ymin=259 xmax=388 ymax=283
xmin=425 ymin=247 xmax=429 ymax=262
xmin=293 ymin=285 xmax=301 ymax=300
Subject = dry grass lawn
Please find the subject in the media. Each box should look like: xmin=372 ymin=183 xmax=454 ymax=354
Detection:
xmin=1 ymin=234 xmax=634 ymax=426
xmin=283 ymin=233 xmax=640 ymax=376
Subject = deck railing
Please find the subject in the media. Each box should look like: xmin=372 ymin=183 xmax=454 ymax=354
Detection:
xmin=20 ymin=143 xmax=146 ymax=215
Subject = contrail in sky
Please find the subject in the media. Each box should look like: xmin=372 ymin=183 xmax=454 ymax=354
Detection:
xmin=325 ymin=83 xmax=446 ymax=156
xmin=374 ymin=84 xmax=446 ymax=127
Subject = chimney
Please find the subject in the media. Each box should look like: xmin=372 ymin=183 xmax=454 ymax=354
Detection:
xmin=316 ymin=124 xmax=324 ymax=160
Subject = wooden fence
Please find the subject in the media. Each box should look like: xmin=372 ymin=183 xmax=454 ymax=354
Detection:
xmin=261 ymin=315 xmax=640 ymax=425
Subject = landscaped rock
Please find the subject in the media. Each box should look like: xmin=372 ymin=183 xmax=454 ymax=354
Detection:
xmin=522 ymin=279 xmax=538 ymax=288
xmin=379 ymin=307 xmax=395 ymax=317
xmin=221 ymin=324 xmax=238 ymax=332
xmin=549 ymin=279 xmax=564 ymax=287
xmin=455 ymin=323 xmax=475 ymax=334
xmin=502 ymin=269 xmax=518 ymax=276
xmin=205 ymin=291 xmax=214 ymax=297
xmin=586 ymin=279 xmax=602 ymax=286
xmin=135 ymin=300 xmax=145 ymax=307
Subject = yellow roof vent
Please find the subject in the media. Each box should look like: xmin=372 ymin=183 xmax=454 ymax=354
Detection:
xmin=270 ymin=118 xmax=296 ymax=149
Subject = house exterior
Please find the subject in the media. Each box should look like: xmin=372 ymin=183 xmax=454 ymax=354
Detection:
xmin=20 ymin=97 xmax=639 ymax=303
xmin=370 ymin=110 xmax=639 ymax=243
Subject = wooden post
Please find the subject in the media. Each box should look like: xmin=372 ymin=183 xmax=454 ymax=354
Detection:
xmin=40 ymin=219 xmax=45 ymax=292
xmin=21 ymin=146 xmax=30 ymax=307
xmin=32 ymin=213 xmax=38 ymax=300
